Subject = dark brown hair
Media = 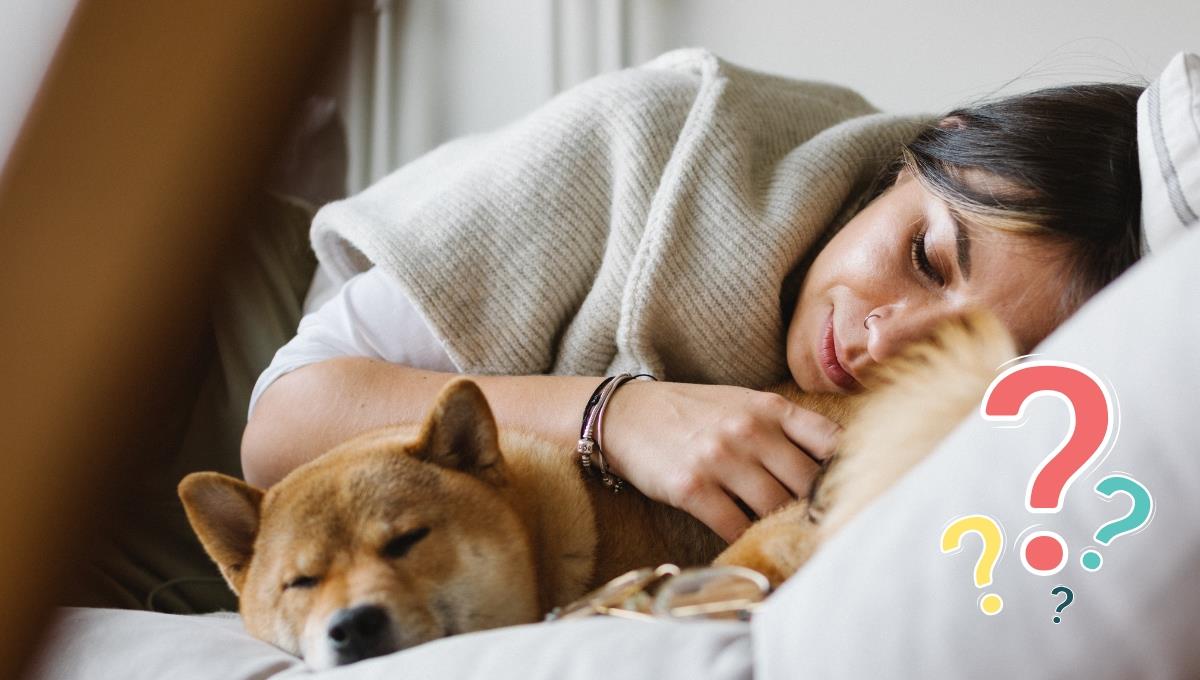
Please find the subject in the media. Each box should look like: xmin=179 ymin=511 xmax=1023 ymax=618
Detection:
xmin=870 ymin=83 xmax=1145 ymax=315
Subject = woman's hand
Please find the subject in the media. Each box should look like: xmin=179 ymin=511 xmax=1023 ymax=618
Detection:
xmin=600 ymin=381 xmax=840 ymax=543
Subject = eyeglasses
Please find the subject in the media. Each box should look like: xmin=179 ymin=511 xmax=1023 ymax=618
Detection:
xmin=545 ymin=563 xmax=771 ymax=623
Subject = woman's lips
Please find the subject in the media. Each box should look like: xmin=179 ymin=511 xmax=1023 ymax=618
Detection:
xmin=819 ymin=311 xmax=862 ymax=393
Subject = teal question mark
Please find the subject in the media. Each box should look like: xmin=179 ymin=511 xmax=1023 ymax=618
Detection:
xmin=1051 ymin=586 xmax=1073 ymax=623
xmin=1080 ymin=474 xmax=1153 ymax=571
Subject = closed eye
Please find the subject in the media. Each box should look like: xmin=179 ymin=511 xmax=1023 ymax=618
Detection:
xmin=284 ymin=575 xmax=319 ymax=591
xmin=382 ymin=527 xmax=430 ymax=559
xmin=910 ymin=228 xmax=945 ymax=286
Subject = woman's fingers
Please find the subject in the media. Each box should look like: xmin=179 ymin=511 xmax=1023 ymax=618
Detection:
xmin=777 ymin=402 xmax=841 ymax=463
xmin=761 ymin=441 xmax=823 ymax=499
xmin=681 ymin=485 xmax=755 ymax=544
xmin=721 ymin=467 xmax=797 ymax=519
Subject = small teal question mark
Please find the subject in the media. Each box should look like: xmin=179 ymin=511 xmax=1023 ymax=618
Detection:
xmin=1080 ymin=474 xmax=1153 ymax=571
xmin=1051 ymin=586 xmax=1073 ymax=623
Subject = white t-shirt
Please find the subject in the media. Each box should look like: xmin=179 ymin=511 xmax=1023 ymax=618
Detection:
xmin=248 ymin=266 xmax=457 ymax=419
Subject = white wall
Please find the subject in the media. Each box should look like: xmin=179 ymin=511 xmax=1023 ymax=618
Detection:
xmin=637 ymin=0 xmax=1196 ymax=113
xmin=356 ymin=0 xmax=1198 ymax=176
xmin=0 ymin=0 xmax=77 ymax=175
xmin=5 ymin=1 xmax=1196 ymax=190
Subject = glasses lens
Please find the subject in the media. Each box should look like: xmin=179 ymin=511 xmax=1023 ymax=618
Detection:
xmin=652 ymin=566 xmax=770 ymax=620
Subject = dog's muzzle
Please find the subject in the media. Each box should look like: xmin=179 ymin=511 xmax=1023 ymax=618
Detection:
xmin=326 ymin=604 xmax=394 ymax=665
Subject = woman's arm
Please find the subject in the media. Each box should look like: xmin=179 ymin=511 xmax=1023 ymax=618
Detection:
xmin=241 ymin=358 xmax=597 ymax=488
xmin=242 ymin=358 xmax=840 ymax=543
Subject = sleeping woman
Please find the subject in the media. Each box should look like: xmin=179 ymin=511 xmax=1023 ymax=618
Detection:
xmin=241 ymin=51 xmax=1144 ymax=544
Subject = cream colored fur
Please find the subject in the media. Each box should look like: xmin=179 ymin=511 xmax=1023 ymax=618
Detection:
xmin=816 ymin=309 xmax=1017 ymax=538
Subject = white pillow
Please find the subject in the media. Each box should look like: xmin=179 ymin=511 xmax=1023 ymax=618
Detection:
xmin=1139 ymin=52 xmax=1200 ymax=254
xmin=31 ymin=607 xmax=751 ymax=680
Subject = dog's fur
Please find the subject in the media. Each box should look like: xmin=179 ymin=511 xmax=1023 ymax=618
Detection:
xmin=180 ymin=310 xmax=1015 ymax=668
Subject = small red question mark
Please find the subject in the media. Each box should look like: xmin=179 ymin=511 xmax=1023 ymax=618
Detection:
xmin=982 ymin=361 xmax=1113 ymax=576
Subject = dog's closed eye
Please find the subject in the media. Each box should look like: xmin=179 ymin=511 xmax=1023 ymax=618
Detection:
xmin=283 ymin=575 xmax=320 ymax=591
xmin=382 ymin=527 xmax=430 ymax=559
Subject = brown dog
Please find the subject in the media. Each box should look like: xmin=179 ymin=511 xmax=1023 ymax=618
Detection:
xmin=179 ymin=310 xmax=1015 ymax=668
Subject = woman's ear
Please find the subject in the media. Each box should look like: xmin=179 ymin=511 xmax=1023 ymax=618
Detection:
xmin=937 ymin=116 xmax=967 ymax=131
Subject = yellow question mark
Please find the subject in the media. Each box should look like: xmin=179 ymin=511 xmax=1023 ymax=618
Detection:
xmin=940 ymin=514 xmax=1004 ymax=615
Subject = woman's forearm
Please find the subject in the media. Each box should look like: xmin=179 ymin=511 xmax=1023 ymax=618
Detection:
xmin=240 ymin=357 xmax=598 ymax=487
xmin=242 ymin=356 xmax=837 ymax=542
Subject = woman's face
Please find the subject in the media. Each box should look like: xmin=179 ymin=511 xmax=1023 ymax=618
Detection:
xmin=787 ymin=168 xmax=1072 ymax=394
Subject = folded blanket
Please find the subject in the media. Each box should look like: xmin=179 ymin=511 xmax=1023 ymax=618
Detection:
xmin=312 ymin=49 xmax=929 ymax=387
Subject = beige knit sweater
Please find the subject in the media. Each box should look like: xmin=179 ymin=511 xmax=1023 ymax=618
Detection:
xmin=311 ymin=49 xmax=929 ymax=387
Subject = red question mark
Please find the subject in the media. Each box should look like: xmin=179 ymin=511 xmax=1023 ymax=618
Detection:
xmin=982 ymin=361 xmax=1113 ymax=575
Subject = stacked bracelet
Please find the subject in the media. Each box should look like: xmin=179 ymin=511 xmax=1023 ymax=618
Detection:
xmin=576 ymin=372 xmax=657 ymax=493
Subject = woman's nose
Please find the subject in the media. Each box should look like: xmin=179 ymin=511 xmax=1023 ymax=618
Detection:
xmin=864 ymin=304 xmax=949 ymax=363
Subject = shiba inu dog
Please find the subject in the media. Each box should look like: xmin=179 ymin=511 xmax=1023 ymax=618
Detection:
xmin=179 ymin=310 xmax=1015 ymax=668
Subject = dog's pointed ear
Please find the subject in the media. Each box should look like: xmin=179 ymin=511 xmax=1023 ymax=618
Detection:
xmin=178 ymin=472 xmax=264 ymax=595
xmin=415 ymin=378 xmax=504 ymax=483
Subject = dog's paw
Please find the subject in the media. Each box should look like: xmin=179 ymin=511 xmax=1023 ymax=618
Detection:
xmin=713 ymin=500 xmax=821 ymax=588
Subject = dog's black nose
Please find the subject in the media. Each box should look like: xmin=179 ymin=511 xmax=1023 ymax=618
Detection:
xmin=327 ymin=605 xmax=391 ymax=665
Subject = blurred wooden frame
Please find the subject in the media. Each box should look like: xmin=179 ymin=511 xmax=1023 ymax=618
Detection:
xmin=0 ymin=2 xmax=348 ymax=677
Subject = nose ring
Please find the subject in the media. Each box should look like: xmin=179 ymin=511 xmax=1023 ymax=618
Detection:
xmin=863 ymin=313 xmax=881 ymax=330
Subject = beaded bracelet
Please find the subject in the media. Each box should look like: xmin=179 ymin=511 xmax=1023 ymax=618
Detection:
xmin=576 ymin=373 xmax=657 ymax=493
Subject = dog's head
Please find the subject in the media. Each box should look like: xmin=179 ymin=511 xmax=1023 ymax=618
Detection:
xmin=179 ymin=379 xmax=540 ymax=668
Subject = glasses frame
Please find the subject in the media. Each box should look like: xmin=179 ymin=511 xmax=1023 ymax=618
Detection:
xmin=545 ymin=563 xmax=771 ymax=623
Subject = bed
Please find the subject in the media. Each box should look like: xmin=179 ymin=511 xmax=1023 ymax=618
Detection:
xmin=25 ymin=51 xmax=1200 ymax=680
